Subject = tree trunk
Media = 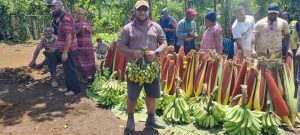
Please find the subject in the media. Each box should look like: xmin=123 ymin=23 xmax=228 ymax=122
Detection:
xmin=33 ymin=21 xmax=38 ymax=40
xmin=149 ymin=0 xmax=152 ymax=20
xmin=214 ymin=0 xmax=217 ymax=12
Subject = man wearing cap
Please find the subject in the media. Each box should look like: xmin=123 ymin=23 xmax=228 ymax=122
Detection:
xmin=118 ymin=0 xmax=167 ymax=132
xmin=29 ymin=28 xmax=60 ymax=88
xmin=200 ymin=11 xmax=223 ymax=54
xmin=176 ymin=8 xmax=198 ymax=54
xmin=48 ymin=0 xmax=81 ymax=96
xmin=252 ymin=3 xmax=290 ymax=59
xmin=159 ymin=8 xmax=177 ymax=46
xmin=232 ymin=6 xmax=255 ymax=58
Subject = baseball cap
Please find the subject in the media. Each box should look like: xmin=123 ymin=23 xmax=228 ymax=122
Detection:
xmin=47 ymin=0 xmax=63 ymax=8
xmin=268 ymin=3 xmax=280 ymax=14
xmin=135 ymin=0 xmax=149 ymax=9
xmin=186 ymin=8 xmax=197 ymax=16
xmin=161 ymin=8 xmax=169 ymax=16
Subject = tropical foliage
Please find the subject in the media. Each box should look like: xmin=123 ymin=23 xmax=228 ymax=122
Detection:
xmin=0 ymin=0 xmax=299 ymax=43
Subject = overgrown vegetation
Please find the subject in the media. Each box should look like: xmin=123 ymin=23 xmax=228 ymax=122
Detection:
xmin=0 ymin=0 xmax=299 ymax=44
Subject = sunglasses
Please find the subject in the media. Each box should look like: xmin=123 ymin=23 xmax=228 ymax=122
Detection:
xmin=136 ymin=6 xmax=149 ymax=12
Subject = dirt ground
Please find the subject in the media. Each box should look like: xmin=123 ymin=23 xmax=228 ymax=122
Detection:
xmin=0 ymin=41 xmax=159 ymax=135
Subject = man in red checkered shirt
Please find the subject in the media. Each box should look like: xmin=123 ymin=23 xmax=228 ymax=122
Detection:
xmin=48 ymin=0 xmax=81 ymax=96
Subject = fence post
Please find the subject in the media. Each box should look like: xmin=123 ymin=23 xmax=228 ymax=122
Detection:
xmin=11 ymin=15 xmax=18 ymax=36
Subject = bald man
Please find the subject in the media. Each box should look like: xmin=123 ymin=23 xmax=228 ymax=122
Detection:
xmin=232 ymin=6 xmax=255 ymax=58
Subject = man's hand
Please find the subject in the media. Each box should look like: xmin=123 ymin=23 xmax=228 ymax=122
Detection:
xmin=146 ymin=50 xmax=157 ymax=62
xmin=188 ymin=33 xmax=196 ymax=38
xmin=288 ymin=49 xmax=293 ymax=55
xmin=131 ymin=50 xmax=143 ymax=59
xmin=164 ymin=28 xmax=170 ymax=32
xmin=251 ymin=50 xmax=257 ymax=57
xmin=62 ymin=52 xmax=68 ymax=62
xmin=29 ymin=61 xmax=36 ymax=68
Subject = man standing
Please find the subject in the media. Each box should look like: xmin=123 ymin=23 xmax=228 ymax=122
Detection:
xmin=176 ymin=8 xmax=198 ymax=54
xmin=48 ymin=0 xmax=81 ymax=96
xmin=280 ymin=11 xmax=300 ymax=58
xmin=29 ymin=28 xmax=60 ymax=88
xmin=232 ymin=6 xmax=255 ymax=58
xmin=94 ymin=38 xmax=110 ymax=60
xmin=159 ymin=8 xmax=177 ymax=46
xmin=118 ymin=0 xmax=167 ymax=132
xmin=252 ymin=3 xmax=290 ymax=59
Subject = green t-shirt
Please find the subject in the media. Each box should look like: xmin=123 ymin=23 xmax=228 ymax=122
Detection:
xmin=185 ymin=20 xmax=193 ymax=34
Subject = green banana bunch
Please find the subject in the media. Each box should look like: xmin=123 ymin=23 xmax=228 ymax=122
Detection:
xmin=91 ymin=73 xmax=107 ymax=92
xmin=101 ymin=67 xmax=111 ymax=80
xmin=156 ymin=94 xmax=176 ymax=111
xmin=118 ymin=91 xmax=145 ymax=112
xmin=261 ymin=99 xmax=281 ymax=135
xmin=194 ymin=107 xmax=219 ymax=128
xmin=96 ymin=72 xmax=126 ymax=108
xmin=261 ymin=112 xmax=281 ymax=135
xmin=189 ymin=85 xmax=209 ymax=114
xmin=194 ymin=86 xmax=223 ymax=128
xmin=224 ymin=85 xmax=262 ymax=135
xmin=86 ymin=72 xmax=107 ymax=102
xmin=163 ymin=96 xmax=192 ymax=124
xmin=126 ymin=48 xmax=160 ymax=86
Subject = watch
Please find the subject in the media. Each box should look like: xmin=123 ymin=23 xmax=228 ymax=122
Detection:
xmin=155 ymin=50 xmax=160 ymax=56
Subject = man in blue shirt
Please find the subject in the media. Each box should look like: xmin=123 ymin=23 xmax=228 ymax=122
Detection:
xmin=159 ymin=8 xmax=177 ymax=46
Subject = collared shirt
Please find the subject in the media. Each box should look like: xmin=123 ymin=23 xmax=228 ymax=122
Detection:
xmin=118 ymin=19 xmax=166 ymax=61
xmin=38 ymin=36 xmax=58 ymax=51
xmin=254 ymin=17 xmax=289 ymax=56
xmin=56 ymin=11 xmax=78 ymax=52
xmin=176 ymin=19 xmax=198 ymax=46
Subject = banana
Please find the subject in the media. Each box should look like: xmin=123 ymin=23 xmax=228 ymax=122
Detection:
xmin=231 ymin=108 xmax=242 ymax=122
xmin=235 ymin=109 xmax=245 ymax=123
xmin=209 ymin=116 xmax=215 ymax=128
xmin=266 ymin=114 xmax=272 ymax=127
xmin=230 ymin=127 xmax=241 ymax=135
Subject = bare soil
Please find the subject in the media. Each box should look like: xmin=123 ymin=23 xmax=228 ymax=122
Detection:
xmin=0 ymin=41 xmax=158 ymax=135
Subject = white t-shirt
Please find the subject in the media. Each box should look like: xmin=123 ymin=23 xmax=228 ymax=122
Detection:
xmin=232 ymin=15 xmax=255 ymax=50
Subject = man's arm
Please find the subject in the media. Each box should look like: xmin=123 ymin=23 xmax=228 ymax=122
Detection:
xmin=118 ymin=28 xmax=134 ymax=57
xmin=167 ymin=19 xmax=177 ymax=32
xmin=296 ymin=22 xmax=300 ymax=46
xmin=29 ymin=43 xmax=43 ymax=67
xmin=283 ymin=21 xmax=290 ymax=55
xmin=235 ymin=38 xmax=244 ymax=57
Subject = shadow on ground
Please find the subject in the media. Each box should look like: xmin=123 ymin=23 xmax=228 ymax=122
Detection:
xmin=0 ymin=66 xmax=85 ymax=126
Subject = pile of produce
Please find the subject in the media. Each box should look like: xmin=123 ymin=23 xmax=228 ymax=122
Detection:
xmin=88 ymin=46 xmax=300 ymax=134
xmin=163 ymin=79 xmax=193 ymax=124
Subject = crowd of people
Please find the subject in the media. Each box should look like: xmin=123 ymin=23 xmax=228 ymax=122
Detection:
xmin=28 ymin=0 xmax=108 ymax=96
xmin=26 ymin=0 xmax=300 ymax=132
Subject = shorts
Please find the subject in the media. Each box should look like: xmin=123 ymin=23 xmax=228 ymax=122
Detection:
xmin=127 ymin=73 xmax=161 ymax=101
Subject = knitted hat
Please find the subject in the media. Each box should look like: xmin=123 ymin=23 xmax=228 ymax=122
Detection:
xmin=205 ymin=11 xmax=217 ymax=23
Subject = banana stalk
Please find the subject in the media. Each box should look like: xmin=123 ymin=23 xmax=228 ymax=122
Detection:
xmin=253 ymin=67 xmax=267 ymax=111
xmin=282 ymin=64 xmax=297 ymax=126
